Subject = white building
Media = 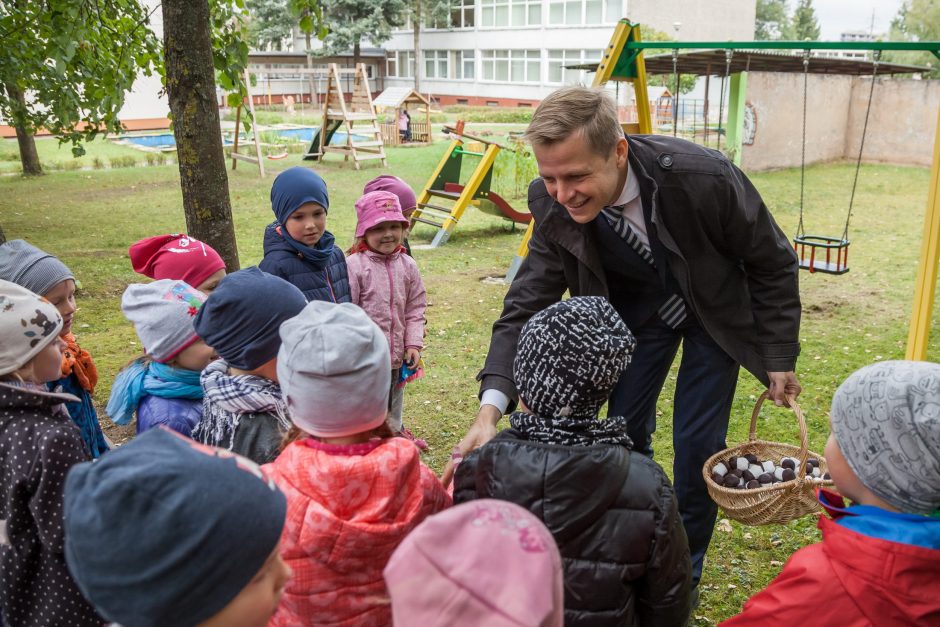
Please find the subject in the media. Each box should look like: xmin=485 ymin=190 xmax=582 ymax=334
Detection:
xmin=381 ymin=0 xmax=757 ymax=106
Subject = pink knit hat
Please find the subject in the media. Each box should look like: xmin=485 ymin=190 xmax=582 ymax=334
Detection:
xmin=384 ymin=499 xmax=564 ymax=627
xmin=363 ymin=175 xmax=417 ymax=213
xmin=129 ymin=234 xmax=226 ymax=291
xmin=354 ymin=191 xmax=409 ymax=238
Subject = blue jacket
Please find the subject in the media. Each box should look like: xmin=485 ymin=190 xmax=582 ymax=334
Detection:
xmin=259 ymin=222 xmax=350 ymax=303
xmin=136 ymin=395 xmax=202 ymax=438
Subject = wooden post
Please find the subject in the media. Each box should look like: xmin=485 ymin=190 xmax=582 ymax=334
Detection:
xmin=906 ymin=105 xmax=940 ymax=360
xmin=231 ymin=105 xmax=241 ymax=170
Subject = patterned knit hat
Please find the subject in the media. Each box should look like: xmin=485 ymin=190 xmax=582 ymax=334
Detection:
xmin=514 ymin=297 xmax=636 ymax=419
xmin=831 ymin=360 xmax=940 ymax=515
xmin=121 ymin=280 xmax=206 ymax=363
xmin=129 ymin=234 xmax=226 ymax=290
xmin=0 ymin=239 xmax=74 ymax=297
xmin=0 ymin=279 xmax=63 ymax=376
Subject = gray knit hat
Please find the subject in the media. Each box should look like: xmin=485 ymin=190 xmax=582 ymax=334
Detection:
xmin=277 ymin=301 xmax=389 ymax=438
xmin=831 ymin=360 xmax=940 ymax=515
xmin=0 ymin=279 xmax=63 ymax=376
xmin=122 ymin=280 xmax=206 ymax=363
xmin=0 ymin=239 xmax=74 ymax=296
xmin=514 ymin=297 xmax=636 ymax=419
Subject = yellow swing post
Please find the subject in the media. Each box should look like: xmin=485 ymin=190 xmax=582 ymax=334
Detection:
xmin=906 ymin=105 xmax=940 ymax=360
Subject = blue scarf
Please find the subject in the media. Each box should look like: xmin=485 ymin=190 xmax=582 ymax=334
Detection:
xmin=106 ymin=359 xmax=203 ymax=426
xmin=282 ymin=227 xmax=336 ymax=270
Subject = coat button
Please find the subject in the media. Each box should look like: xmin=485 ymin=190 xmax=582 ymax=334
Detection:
xmin=659 ymin=154 xmax=674 ymax=168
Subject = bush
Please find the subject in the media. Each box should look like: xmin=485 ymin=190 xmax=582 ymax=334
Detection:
xmin=92 ymin=157 xmax=105 ymax=169
xmin=442 ymin=105 xmax=532 ymax=124
xmin=109 ymin=155 xmax=138 ymax=169
xmin=145 ymin=152 xmax=166 ymax=166
xmin=61 ymin=159 xmax=82 ymax=171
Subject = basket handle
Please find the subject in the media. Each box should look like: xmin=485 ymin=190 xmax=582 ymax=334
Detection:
xmin=748 ymin=390 xmax=810 ymax=479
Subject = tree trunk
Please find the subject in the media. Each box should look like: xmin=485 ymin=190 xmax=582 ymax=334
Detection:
xmin=0 ymin=223 xmax=6 ymax=245
xmin=413 ymin=2 xmax=422 ymax=92
xmin=161 ymin=0 xmax=240 ymax=272
xmin=353 ymin=41 xmax=361 ymax=67
xmin=5 ymin=84 xmax=42 ymax=176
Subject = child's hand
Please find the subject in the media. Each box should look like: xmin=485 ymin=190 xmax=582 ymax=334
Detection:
xmin=405 ymin=348 xmax=421 ymax=368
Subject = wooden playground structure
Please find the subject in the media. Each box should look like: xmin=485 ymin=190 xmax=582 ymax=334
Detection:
xmin=373 ymin=87 xmax=433 ymax=146
xmin=410 ymin=124 xmax=531 ymax=248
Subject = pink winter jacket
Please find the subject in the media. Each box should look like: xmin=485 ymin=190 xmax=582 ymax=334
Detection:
xmin=347 ymin=249 xmax=426 ymax=366
xmin=265 ymin=437 xmax=452 ymax=626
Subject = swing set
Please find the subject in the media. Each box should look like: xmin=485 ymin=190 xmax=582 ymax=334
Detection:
xmin=505 ymin=20 xmax=940 ymax=358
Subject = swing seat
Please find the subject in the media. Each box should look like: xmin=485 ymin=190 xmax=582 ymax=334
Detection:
xmin=793 ymin=235 xmax=850 ymax=275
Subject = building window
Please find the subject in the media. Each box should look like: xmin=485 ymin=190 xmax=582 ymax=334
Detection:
xmin=547 ymin=49 xmax=603 ymax=84
xmin=549 ymin=0 xmax=620 ymax=25
xmin=481 ymin=0 xmax=540 ymax=27
xmin=453 ymin=50 xmax=475 ymax=79
xmin=451 ymin=0 xmax=475 ymax=28
xmin=425 ymin=50 xmax=449 ymax=78
xmin=390 ymin=50 xmax=415 ymax=78
xmin=482 ymin=49 xmax=539 ymax=82
xmin=457 ymin=98 xmax=469 ymax=104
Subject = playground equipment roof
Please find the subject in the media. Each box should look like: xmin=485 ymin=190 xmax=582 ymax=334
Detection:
xmin=568 ymin=49 xmax=931 ymax=76
xmin=373 ymin=87 xmax=431 ymax=109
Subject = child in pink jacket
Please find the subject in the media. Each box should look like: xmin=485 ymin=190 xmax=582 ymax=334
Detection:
xmin=265 ymin=301 xmax=450 ymax=626
xmin=347 ymin=190 xmax=427 ymax=447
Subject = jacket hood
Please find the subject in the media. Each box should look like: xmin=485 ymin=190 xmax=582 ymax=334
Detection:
xmin=462 ymin=429 xmax=630 ymax=544
xmin=269 ymin=437 xmax=434 ymax=563
xmin=262 ymin=222 xmax=295 ymax=257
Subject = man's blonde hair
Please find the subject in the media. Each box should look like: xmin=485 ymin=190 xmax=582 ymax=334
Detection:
xmin=524 ymin=86 xmax=622 ymax=157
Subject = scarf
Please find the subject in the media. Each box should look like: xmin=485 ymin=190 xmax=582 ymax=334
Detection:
xmin=106 ymin=359 xmax=203 ymax=426
xmin=508 ymin=411 xmax=633 ymax=448
xmin=60 ymin=332 xmax=98 ymax=394
xmin=278 ymin=224 xmax=336 ymax=270
xmin=194 ymin=359 xmax=290 ymax=450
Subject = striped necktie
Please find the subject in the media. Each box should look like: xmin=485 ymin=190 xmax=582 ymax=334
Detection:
xmin=602 ymin=206 xmax=687 ymax=329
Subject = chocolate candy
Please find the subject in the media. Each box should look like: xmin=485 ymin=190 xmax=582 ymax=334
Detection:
xmin=781 ymin=458 xmax=796 ymax=471
xmin=723 ymin=474 xmax=740 ymax=488
xmin=713 ymin=462 xmax=729 ymax=477
xmin=746 ymin=479 xmax=761 ymax=489
xmin=781 ymin=468 xmax=796 ymax=481
xmin=758 ymin=473 xmax=773 ymax=484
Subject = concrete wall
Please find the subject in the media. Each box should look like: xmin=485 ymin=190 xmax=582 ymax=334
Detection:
xmin=741 ymin=72 xmax=940 ymax=171
xmin=845 ymin=77 xmax=940 ymax=167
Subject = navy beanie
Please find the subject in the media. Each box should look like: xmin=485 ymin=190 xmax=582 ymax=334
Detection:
xmin=63 ymin=428 xmax=287 ymax=627
xmin=194 ymin=266 xmax=307 ymax=370
xmin=270 ymin=166 xmax=330 ymax=224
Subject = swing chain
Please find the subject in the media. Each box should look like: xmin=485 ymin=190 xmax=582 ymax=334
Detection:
xmin=844 ymin=50 xmax=881 ymax=241
xmin=672 ymin=49 xmax=679 ymax=137
xmin=797 ymin=50 xmax=810 ymax=238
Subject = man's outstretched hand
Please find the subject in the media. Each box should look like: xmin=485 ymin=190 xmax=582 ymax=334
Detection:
xmin=441 ymin=404 xmax=501 ymax=488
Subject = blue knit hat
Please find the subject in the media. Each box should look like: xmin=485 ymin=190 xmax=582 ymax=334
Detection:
xmin=270 ymin=166 xmax=330 ymax=224
xmin=194 ymin=267 xmax=307 ymax=370
xmin=63 ymin=428 xmax=287 ymax=627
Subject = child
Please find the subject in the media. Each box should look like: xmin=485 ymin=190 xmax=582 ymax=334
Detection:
xmin=265 ymin=300 xmax=451 ymax=626
xmin=384 ymin=499 xmax=564 ymax=626
xmin=347 ymin=190 xmax=427 ymax=446
xmin=0 ymin=239 xmax=108 ymax=458
xmin=129 ymin=233 xmax=227 ymax=293
xmin=0 ymin=280 xmax=103 ymax=626
xmin=721 ymin=360 xmax=940 ymax=626
xmin=363 ymin=175 xmax=417 ymax=256
xmin=192 ymin=267 xmax=306 ymax=464
xmin=454 ymin=297 xmax=692 ymax=626
xmin=259 ymin=166 xmax=350 ymax=303
xmin=63 ymin=428 xmax=291 ymax=627
xmin=106 ymin=280 xmax=214 ymax=436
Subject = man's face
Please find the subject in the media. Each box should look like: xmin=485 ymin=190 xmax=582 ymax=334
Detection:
xmin=533 ymin=131 xmax=628 ymax=224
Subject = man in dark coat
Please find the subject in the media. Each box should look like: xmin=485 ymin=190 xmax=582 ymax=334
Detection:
xmin=445 ymin=86 xmax=802 ymax=590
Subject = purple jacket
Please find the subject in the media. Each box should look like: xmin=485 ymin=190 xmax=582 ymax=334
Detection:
xmin=347 ymin=249 xmax=426 ymax=366
xmin=136 ymin=395 xmax=202 ymax=438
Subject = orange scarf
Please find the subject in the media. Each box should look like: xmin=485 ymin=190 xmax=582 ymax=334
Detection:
xmin=61 ymin=332 xmax=98 ymax=394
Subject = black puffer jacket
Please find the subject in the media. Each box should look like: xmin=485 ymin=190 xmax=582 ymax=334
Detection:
xmin=454 ymin=429 xmax=691 ymax=627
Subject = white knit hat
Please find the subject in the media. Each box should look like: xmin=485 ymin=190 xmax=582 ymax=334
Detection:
xmin=121 ymin=280 xmax=206 ymax=363
xmin=277 ymin=301 xmax=390 ymax=438
xmin=0 ymin=279 xmax=63 ymax=375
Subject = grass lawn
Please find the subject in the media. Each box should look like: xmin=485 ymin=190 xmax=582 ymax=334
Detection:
xmin=1 ymin=134 xmax=937 ymax=623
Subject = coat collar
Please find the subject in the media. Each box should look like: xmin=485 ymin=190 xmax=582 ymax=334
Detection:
xmin=0 ymin=380 xmax=79 ymax=409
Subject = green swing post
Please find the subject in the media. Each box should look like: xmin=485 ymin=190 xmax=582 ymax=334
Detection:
xmin=725 ymin=72 xmax=748 ymax=167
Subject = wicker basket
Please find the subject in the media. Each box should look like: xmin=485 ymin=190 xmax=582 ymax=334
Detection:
xmin=702 ymin=391 xmax=834 ymax=525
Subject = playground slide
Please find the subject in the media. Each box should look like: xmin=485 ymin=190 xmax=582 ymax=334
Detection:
xmin=303 ymin=119 xmax=343 ymax=161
